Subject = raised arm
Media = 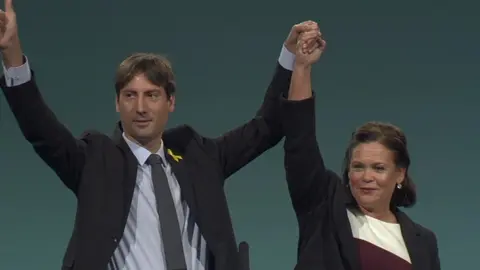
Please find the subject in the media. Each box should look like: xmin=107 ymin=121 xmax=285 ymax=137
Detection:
xmin=207 ymin=21 xmax=322 ymax=181
xmin=209 ymin=45 xmax=294 ymax=181
xmin=282 ymin=30 xmax=332 ymax=217
xmin=0 ymin=1 xmax=86 ymax=194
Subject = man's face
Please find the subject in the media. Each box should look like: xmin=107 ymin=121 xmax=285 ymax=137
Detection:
xmin=116 ymin=73 xmax=175 ymax=145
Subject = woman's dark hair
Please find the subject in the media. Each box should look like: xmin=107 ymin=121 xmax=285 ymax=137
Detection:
xmin=342 ymin=121 xmax=416 ymax=208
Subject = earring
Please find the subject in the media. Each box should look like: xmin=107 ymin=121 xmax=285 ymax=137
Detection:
xmin=396 ymin=183 xmax=402 ymax=189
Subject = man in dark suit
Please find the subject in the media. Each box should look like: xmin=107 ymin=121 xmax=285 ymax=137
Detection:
xmin=0 ymin=1 xmax=320 ymax=269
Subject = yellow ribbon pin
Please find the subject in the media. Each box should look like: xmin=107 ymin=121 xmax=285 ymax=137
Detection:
xmin=167 ymin=149 xmax=183 ymax=162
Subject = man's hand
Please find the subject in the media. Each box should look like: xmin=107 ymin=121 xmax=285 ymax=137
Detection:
xmin=0 ymin=0 xmax=17 ymax=50
xmin=295 ymin=31 xmax=326 ymax=67
xmin=0 ymin=0 xmax=22 ymax=67
xmin=284 ymin=21 xmax=319 ymax=54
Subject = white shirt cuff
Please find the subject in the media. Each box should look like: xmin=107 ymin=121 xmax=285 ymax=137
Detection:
xmin=2 ymin=56 xmax=32 ymax=87
xmin=278 ymin=45 xmax=295 ymax=71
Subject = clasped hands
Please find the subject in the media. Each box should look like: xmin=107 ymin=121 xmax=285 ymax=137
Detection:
xmin=284 ymin=20 xmax=326 ymax=67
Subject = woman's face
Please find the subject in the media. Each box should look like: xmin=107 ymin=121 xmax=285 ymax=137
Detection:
xmin=348 ymin=142 xmax=405 ymax=211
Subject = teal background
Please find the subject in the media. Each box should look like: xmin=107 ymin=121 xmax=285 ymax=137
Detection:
xmin=1 ymin=0 xmax=479 ymax=269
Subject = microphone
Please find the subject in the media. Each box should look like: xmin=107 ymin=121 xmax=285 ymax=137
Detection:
xmin=238 ymin=241 xmax=250 ymax=270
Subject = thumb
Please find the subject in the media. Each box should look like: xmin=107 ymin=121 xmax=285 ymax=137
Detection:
xmin=5 ymin=0 xmax=13 ymax=12
xmin=293 ymin=24 xmax=309 ymax=35
xmin=293 ymin=22 xmax=318 ymax=35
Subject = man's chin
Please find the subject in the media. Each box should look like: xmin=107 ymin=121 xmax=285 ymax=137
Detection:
xmin=133 ymin=133 xmax=154 ymax=142
xmin=125 ymin=129 xmax=155 ymax=143
xmin=124 ymin=124 xmax=163 ymax=144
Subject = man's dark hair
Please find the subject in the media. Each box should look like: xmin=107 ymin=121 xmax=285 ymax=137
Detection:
xmin=115 ymin=53 xmax=176 ymax=98
xmin=342 ymin=121 xmax=417 ymax=208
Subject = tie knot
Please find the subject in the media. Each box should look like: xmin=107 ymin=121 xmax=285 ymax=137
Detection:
xmin=147 ymin=154 xmax=164 ymax=166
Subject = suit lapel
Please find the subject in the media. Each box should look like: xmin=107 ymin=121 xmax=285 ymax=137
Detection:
xmin=118 ymin=138 xmax=140 ymax=217
xmin=337 ymin=191 xmax=361 ymax=270
xmin=336 ymin=229 xmax=360 ymax=270
xmin=165 ymin=146 xmax=229 ymax=267
xmin=111 ymin=122 xmax=139 ymax=233
xmin=396 ymin=210 xmax=426 ymax=270
xmin=164 ymin=147 xmax=197 ymax=215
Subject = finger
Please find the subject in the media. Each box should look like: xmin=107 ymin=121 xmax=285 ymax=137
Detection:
xmin=299 ymin=31 xmax=319 ymax=43
xmin=310 ymin=32 xmax=323 ymax=44
xmin=298 ymin=30 xmax=317 ymax=39
xmin=303 ymin=20 xmax=318 ymax=28
xmin=4 ymin=0 xmax=13 ymax=13
xmin=319 ymin=39 xmax=327 ymax=50
xmin=299 ymin=35 xmax=319 ymax=48
xmin=307 ymin=39 xmax=325 ymax=53
xmin=299 ymin=41 xmax=317 ymax=55
xmin=297 ymin=20 xmax=316 ymax=28
xmin=292 ymin=24 xmax=309 ymax=34
xmin=0 ymin=16 xmax=5 ymax=30
xmin=297 ymin=37 xmax=310 ymax=52
xmin=293 ymin=21 xmax=318 ymax=34
xmin=304 ymin=21 xmax=319 ymax=32
xmin=300 ymin=43 xmax=307 ymax=54
xmin=301 ymin=44 xmax=309 ymax=55
xmin=298 ymin=30 xmax=320 ymax=41
xmin=307 ymin=41 xmax=319 ymax=53
xmin=306 ymin=36 xmax=324 ymax=53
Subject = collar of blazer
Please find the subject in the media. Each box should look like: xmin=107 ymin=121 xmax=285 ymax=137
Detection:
xmin=110 ymin=122 xmax=195 ymax=225
xmin=342 ymin=185 xmax=422 ymax=236
xmin=342 ymin=185 xmax=426 ymax=269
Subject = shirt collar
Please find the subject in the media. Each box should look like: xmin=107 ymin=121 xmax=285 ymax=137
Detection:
xmin=122 ymin=133 xmax=166 ymax=165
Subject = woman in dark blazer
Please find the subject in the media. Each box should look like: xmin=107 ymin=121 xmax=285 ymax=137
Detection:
xmin=281 ymin=33 xmax=441 ymax=270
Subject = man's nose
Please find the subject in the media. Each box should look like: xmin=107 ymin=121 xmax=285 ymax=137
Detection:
xmin=135 ymin=96 xmax=147 ymax=113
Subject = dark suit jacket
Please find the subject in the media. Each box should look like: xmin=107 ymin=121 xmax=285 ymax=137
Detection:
xmin=281 ymin=95 xmax=441 ymax=270
xmin=1 ymin=62 xmax=293 ymax=270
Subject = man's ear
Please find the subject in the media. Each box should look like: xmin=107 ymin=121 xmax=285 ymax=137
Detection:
xmin=168 ymin=95 xmax=175 ymax=113
xmin=115 ymin=96 xmax=120 ymax=112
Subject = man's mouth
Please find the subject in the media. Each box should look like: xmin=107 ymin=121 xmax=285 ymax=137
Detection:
xmin=133 ymin=120 xmax=152 ymax=127
xmin=133 ymin=119 xmax=152 ymax=123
